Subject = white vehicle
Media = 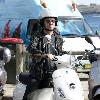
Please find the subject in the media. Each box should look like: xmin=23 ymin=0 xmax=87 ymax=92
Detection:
xmin=27 ymin=69 xmax=84 ymax=100
xmin=84 ymin=36 xmax=100 ymax=100
xmin=13 ymin=48 xmax=84 ymax=100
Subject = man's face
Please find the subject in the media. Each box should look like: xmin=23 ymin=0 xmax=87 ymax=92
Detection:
xmin=44 ymin=18 xmax=56 ymax=31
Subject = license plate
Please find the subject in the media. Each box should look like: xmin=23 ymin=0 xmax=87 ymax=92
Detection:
xmin=84 ymin=64 xmax=91 ymax=69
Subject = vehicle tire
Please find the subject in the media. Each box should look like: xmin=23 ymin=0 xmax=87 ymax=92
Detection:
xmin=93 ymin=94 xmax=100 ymax=100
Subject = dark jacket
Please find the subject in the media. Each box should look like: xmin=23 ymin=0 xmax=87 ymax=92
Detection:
xmin=27 ymin=29 xmax=63 ymax=55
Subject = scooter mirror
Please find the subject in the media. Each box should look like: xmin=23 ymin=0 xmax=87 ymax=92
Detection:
xmin=85 ymin=36 xmax=93 ymax=45
xmin=85 ymin=36 xmax=96 ymax=49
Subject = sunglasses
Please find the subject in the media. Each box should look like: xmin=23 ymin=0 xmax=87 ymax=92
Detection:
xmin=45 ymin=19 xmax=56 ymax=23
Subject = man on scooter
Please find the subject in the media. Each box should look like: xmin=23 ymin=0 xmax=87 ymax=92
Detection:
xmin=21 ymin=8 xmax=63 ymax=100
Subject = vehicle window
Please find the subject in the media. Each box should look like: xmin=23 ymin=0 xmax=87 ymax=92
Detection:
xmin=57 ymin=18 xmax=94 ymax=37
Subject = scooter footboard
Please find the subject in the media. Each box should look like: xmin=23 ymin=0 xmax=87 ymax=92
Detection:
xmin=52 ymin=68 xmax=84 ymax=100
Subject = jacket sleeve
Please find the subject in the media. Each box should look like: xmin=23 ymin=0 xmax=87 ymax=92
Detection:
xmin=56 ymin=34 xmax=64 ymax=53
xmin=27 ymin=35 xmax=41 ymax=54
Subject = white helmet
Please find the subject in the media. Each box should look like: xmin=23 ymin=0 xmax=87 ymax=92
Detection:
xmin=39 ymin=8 xmax=58 ymax=27
xmin=39 ymin=8 xmax=57 ymax=19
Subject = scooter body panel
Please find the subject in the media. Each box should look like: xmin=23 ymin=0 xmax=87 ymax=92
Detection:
xmin=26 ymin=68 xmax=84 ymax=100
xmin=89 ymin=60 xmax=100 ymax=84
xmin=89 ymin=60 xmax=100 ymax=99
xmin=52 ymin=68 xmax=84 ymax=100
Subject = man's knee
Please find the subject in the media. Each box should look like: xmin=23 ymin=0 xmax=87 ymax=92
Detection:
xmin=19 ymin=72 xmax=32 ymax=85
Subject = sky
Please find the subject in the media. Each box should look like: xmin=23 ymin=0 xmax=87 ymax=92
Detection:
xmin=77 ymin=0 xmax=100 ymax=5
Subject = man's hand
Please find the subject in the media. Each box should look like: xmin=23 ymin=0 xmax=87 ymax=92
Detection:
xmin=47 ymin=54 xmax=55 ymax=60
xmin=30 ymin=53 xmax=55 ymax=60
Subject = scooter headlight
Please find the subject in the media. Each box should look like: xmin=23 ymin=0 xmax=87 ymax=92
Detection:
xmin=57 ymin=88 xmax=66 ymax=98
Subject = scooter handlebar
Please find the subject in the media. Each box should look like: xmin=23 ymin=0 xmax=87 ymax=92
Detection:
xmin=85 ymin=49 xmax=100 ymax=55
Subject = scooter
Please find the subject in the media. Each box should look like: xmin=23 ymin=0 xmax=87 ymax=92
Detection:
xmin=0 ymin=47 xmax=11 ymax=100
xmin=13 ymin=43 xmax=84 ymax=100
xmin=84 ymin=36 xmax=100 ymax=100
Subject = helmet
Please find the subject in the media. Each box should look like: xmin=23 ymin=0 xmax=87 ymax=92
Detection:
xmin=39 ymin=8 xmax=58 ymax=26
xmin=39 ymin=8 xmax=57 ymax=19
xmin=0 ymin=47 xmax=11 ymax=63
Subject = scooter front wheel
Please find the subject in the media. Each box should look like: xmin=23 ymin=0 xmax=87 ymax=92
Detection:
xmin=93 ymin=94 xmax=100 ymax=100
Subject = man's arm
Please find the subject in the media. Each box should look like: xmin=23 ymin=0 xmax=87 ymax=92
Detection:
xmin=27 ymin=35 xmax=41 ymax=54
xmin=55 ymin=34 xmax=64 ymax=53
